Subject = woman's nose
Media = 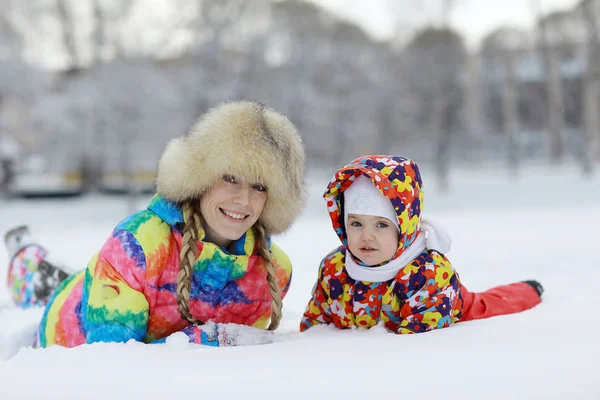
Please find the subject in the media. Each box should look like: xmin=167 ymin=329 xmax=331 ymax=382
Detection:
xmin=233 ymin=185 xmax=251 ymax=205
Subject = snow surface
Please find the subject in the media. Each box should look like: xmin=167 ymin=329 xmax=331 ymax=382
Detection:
xmin=0 ymin=163 xmax=599 ymax=399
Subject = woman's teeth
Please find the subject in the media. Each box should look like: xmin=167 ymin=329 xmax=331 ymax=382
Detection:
xmin=223 ymin=210 xmax=246 ymax=220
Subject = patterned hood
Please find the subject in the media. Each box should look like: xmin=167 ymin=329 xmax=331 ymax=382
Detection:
xmin=324 ymin=155 xmax=424 ymax=260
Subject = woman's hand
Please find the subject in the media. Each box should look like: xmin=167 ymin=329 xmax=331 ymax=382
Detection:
xmin=181 ymin=321 xmax=274 ymax=347
xmin=216 ymin=322 xmax=274 ymax=347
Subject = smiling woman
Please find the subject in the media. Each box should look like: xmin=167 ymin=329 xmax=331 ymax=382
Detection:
xmin=4 ymin=100 xmax=307 ymax=349
xmin=199 ymin=174 xmax=268 ymax=249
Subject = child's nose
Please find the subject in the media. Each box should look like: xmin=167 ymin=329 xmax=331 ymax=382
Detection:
xmin=361 ymin=229 xmax=375 ymax=241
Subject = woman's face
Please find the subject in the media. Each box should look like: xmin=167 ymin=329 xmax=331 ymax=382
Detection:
xmin=200 ymin=174 xmax=268 ymax=248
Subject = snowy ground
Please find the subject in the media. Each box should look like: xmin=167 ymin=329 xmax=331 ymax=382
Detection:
xmin=0 ymin=163 xmax=599 ymax=399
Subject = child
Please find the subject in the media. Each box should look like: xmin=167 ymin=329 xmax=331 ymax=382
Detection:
xmin=301 ymin=155 xmax=542 ymax=334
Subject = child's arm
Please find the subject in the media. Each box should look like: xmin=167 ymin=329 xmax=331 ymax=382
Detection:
xmin=300 ymin=257 xmax=334 ymax=331
xmin=394 ymin=256 xmax=461 ymax=334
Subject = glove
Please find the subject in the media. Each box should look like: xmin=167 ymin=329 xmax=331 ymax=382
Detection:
xmin=216 ymin=322 xmax=275 ymax=347
xmin=181 ymin=321 xmax=274 ymax=347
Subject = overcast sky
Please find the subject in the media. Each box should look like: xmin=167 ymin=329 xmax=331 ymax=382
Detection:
xmin=11 ymin=0 xmax=584 ymax=69
xmin=307 ymin=0 xmax=581 ymax=49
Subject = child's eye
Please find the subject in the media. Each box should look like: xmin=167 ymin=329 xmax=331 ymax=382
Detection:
xmin=376 ymin=222 xmax=389 ymax=228
xmin=252 ymin=184 xmax=267 ymax=192
xmin=350 ymin=221 xmax=362 ymax=227
xmin=223 ymin=174 xmax=237 ymax=184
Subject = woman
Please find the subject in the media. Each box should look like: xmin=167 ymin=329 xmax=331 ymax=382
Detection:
xmin=5 ymin=100 xmax=306 ymax=347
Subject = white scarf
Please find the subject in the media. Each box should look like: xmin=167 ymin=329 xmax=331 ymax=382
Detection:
xmin=345 ymin=220 xmax=452 ymax=283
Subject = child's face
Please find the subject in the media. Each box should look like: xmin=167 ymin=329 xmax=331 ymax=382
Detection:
xmin=346 ymin=213 xmax=399 ymax=266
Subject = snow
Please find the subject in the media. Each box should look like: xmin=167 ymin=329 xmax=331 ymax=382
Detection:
xmin=0 ymin=163 xmax=599 ymax=399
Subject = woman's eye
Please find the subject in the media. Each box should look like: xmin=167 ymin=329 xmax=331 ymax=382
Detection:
xmin=252 ymin=184 xmax=267 ymax=192
xmin=223 ymin=174 xmax=236 ymax=184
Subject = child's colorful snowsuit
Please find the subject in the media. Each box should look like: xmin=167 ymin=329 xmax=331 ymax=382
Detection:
xmin=301 ymin=156 xmax=541 ymax=333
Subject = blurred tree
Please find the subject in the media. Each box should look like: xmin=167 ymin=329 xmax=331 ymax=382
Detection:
xmin=580 ymin=0 xmax=600 ymax=169
xmin=480 ymin=28 xmax=532 ymax=173
xmin=534 ymin=3 xmax=568 ymax=162
xmin=269 ymin=0 xmax=401 ymax=165
xmin=56 ymin=0 xmax=79 ymax=73
xmin=0 ymin=0 xmax=22 ymax=61
xmin=2 ymin=0 xmax=594 ymax=192
xmin=403 ymin=24 xmax=467 ymax=190
xmin=537 ymin=5 xmax=592 ymax=174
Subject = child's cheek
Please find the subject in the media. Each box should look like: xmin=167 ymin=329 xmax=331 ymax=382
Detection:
xmin=347 ymin=232 xmax=359 ymax=252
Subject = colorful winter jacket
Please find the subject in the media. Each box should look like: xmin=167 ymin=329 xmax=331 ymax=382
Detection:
xmin=301 ymin=156 xmax=464 ymax=334
xmin=38 ymin=195 xmax=292 ymax=348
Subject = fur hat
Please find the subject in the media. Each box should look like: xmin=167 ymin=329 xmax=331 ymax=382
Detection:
xmin=156 ymin=100 xmax=306 ymax=235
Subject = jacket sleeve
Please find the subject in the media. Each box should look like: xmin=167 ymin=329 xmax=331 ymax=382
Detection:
xmin=394 ymin=258 xmax=461 ymax=334
xmin=83 ymin=229 xmax=149 ymax=344
xmin=300 ymin=257 xmax=334 ymax=331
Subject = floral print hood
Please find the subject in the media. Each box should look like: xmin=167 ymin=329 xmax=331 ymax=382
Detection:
xmin=323 ymin=155 xmax=424 ymax=260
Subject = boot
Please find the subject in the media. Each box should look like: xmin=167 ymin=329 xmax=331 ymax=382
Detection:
xmin=4 ymin=225 xmax=35 ymax=260
xmin=522 ymin=280 xmax=544 ymax=298
xmin=34 ymin=260 xmax=70 ymax=302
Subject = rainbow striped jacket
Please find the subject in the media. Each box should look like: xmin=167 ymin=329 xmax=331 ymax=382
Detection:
xmin=38 ymin=195 xmax=292 ymax=347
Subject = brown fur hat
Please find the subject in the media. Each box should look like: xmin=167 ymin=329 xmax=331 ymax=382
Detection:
xmin=156 ymin=100 xmax=306 ymax=235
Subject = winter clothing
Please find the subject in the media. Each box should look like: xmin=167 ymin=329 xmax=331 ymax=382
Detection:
xmin=301 ymin=155 xmax=542 ymax=334
xmin=37 ymin=194 xmax=293 ymax=348
xmin=344 ymin=175 xmax=399 ymax=231
xmin=5 ymin=225 xmax=35 ymax=259
xmin=301 ymin=246 xmax=463 ymax=333
xmin=461 ymin=283 xmax=541 ymax=321
xmin=522 ymin=280 xmax=544 ymax=297
xmin=5 ymin=226 xmax=69 ymax=308
xmin=156 ymin=100 xmax=306 ymax=236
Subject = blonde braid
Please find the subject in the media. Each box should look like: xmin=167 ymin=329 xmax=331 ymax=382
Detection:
xmin=176 ymin=202 xmax=203 ymax=325
xmin=254 ymin=223 xmax=283 ymax=331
